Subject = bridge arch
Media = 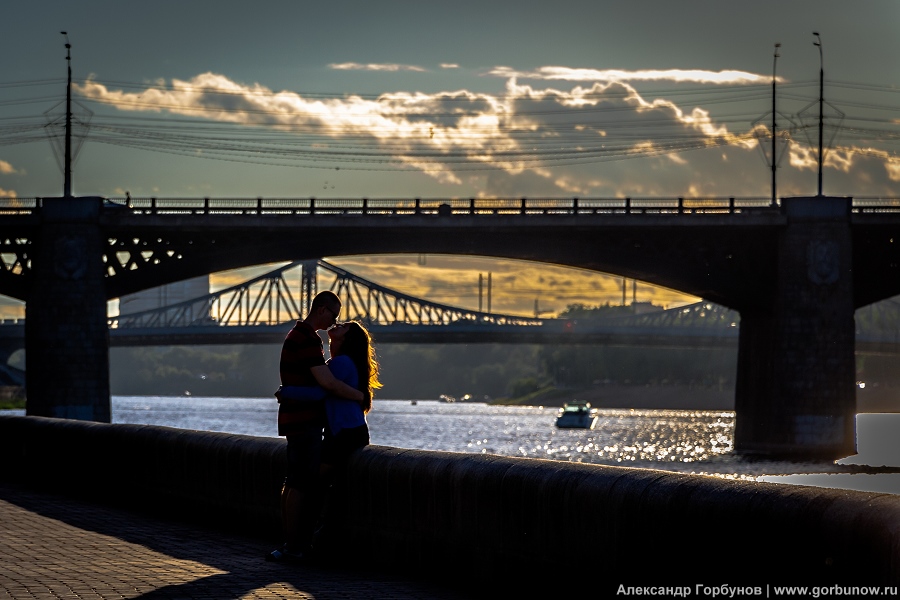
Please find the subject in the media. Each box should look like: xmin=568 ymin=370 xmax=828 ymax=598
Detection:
xmin=97 ymin=211 xmax=779 ymax=312
xmin=0 ymin=196 xmax=785 ymax=311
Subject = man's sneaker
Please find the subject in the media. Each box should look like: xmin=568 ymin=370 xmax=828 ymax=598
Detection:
xmin=265 ymin=544 xmax=310 ymax=564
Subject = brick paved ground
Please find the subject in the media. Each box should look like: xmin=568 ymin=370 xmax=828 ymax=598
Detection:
xmin=0 ymin=482 xmax=474 ymax=600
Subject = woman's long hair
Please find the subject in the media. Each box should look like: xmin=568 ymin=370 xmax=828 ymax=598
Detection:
xmin=335 ymin=321 xmax=381 ymax=413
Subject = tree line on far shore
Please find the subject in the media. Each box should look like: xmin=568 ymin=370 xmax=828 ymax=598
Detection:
xmin=0 ymin=302 xmax=894 ymax=411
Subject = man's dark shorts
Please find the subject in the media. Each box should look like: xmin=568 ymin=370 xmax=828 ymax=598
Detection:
xmin=284 ymin=423 xmax=323 ymax=491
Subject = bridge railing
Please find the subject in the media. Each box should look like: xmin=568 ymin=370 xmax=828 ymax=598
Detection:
xmin=116 ymin=196 xmax=779 ymax=216
xmin=0 ymin=196 xmax=782 ymax=216
xmin=5 ymin=196 xmax=900 ymax=216
xmin=4 ymin=196 xmax=900 ymax=216
xmin=0 ymin=198 xmax=39 ymax=215
xmin=852 ymin=197 xmax=900 ymax=213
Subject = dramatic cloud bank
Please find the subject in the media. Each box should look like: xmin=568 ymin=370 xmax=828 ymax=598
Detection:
xmin=72 ymin=68 xmax=900 ymax=198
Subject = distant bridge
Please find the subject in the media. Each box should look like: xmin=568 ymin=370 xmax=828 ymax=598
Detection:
xmin=6 ymin=258 xmax=900 ymax=351
xmin=105 ymin=259 xmax=742 ymax=347
xmin=103 ymin=258 xmax=900 ymax=351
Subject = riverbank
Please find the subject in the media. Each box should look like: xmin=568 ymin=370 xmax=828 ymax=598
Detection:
xmin=497 ymin=382 xmax=900 ymax=412
xmin=495 ymin=383 xmax=734 ymax=410
xmin=0 ymin=387 xmax=24 ymax=410
xmin=0 ymin=400 xmax=23 ymax=410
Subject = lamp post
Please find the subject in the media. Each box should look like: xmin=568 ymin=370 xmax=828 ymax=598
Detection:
xmin=771 ymin=43 xmax=780 ymax=205
xmin=813 ymin=32 xmax=824 ymax=197
xmin=61 ymin=31 xmax=72 ymax=198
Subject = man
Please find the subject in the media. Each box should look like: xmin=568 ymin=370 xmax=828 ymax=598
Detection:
xmin=267 ymin=290 xmax=364 ymax=562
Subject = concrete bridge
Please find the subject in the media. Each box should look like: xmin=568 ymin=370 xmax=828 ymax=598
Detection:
xmin=3 ymin=194 xmax=900 ymax=458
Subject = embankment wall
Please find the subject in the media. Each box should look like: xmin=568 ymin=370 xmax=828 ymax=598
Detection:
xmin=2 ymin=415 xmax=898 ymax=590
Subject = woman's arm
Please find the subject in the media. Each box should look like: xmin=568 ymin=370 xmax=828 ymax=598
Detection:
xmin=310 ymin=364 xmax=364 ymax=402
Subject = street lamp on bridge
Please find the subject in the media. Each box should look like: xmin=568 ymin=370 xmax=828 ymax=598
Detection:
xmin=772 ymin=42 xmax=780 ymax=205
xmin=61 ymin=31 xmax=72 ymax=199
xmin=814 ymin=31 xmax=824 ymax=197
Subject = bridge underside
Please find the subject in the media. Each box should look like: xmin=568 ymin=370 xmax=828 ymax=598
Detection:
xmin=97 ymin=218 xmax=783 ymax=313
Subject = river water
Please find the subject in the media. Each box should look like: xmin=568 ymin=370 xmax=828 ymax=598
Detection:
xmin=5 ymin=397 xmax=900 ymax=494
xmin=104 ymin=396 xmax=900 ymax=495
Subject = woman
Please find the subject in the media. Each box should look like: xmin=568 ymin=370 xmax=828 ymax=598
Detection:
xmin=278 ymin=320 xmax=380 ymax=448
xmin=276 ymin=320 xmax=381 ymax=554
xmin=319 ymin=320 xmax=380 ymax=467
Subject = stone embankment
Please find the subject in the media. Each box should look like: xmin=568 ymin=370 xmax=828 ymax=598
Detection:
xmin=1 ymin=414 xmax=898 ymax=590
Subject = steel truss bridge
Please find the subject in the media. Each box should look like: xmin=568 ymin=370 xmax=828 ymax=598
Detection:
xmin=3 ymin=257 xmax=900 ymax=353
xmin=95 ymin=259 xmax=900 ymax=352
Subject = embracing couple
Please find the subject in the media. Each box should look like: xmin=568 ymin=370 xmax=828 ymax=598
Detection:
xmin=267 ymin=290 xmax=381 ymax=563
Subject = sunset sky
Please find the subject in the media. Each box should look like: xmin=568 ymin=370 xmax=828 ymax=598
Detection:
xmin=3 ymin=1 xmax=899 ymax=318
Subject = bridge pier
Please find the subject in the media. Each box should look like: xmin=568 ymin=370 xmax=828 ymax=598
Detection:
xmin=734 ymin=196 xmax=856 ymax=458
xmin=25 ymin=197 xmax=110 ymax=421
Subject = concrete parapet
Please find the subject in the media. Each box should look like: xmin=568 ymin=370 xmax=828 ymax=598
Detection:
xmin=0 ymin=415 xmax=284 ymax=537
xmin=1 ymin=415 xmax=898 ymax=589
xmin=346 ymin=447 xmax=900 ymax=587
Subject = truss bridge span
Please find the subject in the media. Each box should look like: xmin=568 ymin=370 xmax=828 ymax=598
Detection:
xmin=102 ymin=259 xmax=738 ymax=347
xmin=98 ymin=259 xmax=900 ymax=352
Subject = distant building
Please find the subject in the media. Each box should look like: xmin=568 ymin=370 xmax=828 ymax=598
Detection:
xmin=119 ymin=275 xmax=210 ymax=315
xmin=632 ymin=301 xmax=663 ymax=315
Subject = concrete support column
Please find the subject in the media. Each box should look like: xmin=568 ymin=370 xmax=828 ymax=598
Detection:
xmin=734 ymin=196 xmax=856 ymax=458
xmin=25 ymin=197 xmax=110 ymax=421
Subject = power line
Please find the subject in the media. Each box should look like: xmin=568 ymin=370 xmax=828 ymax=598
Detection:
xmin=3 ymin=74 xmax=899 ymax=172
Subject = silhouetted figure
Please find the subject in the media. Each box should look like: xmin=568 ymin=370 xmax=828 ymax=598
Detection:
xmin=277 ymin=320 xmax=381 ymax=557
xmin=266 ymin=291 xmax=364 ymax=563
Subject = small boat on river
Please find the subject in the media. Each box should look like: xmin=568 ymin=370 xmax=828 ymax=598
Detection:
xmin=555 ymin=401 xmax=598 ymax=429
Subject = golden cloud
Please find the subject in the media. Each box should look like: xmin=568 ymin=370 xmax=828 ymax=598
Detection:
xmin=329 ymin=63 xmax=427 ymax=72
xmin=205 ymin=255 xmax=696 ymax=318
xmin=486 ymin=66 xmax=772 ymax=85
xmin=319 ymin=255 xmax=697 ymax=316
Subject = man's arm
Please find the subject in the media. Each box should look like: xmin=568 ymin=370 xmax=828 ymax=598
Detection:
xmin=275 ymin=385 xmax=326 ymax=402
xmin=310 ymin=364 xmax=364 ymax=402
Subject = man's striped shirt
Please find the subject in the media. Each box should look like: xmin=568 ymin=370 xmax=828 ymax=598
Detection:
xmin=277 ymin=320 xmax=326 ymax=436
